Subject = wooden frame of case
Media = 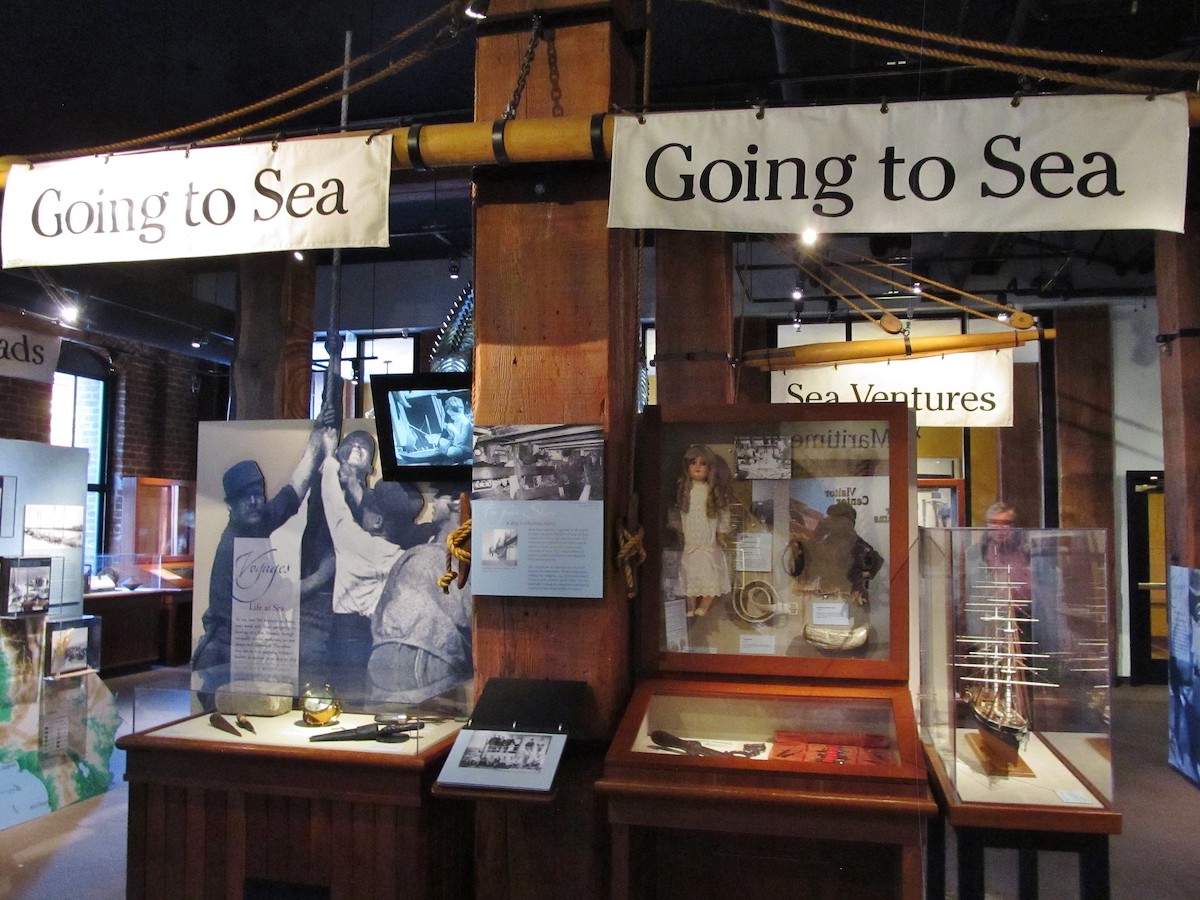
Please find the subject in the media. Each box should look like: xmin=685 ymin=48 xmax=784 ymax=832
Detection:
xmin=917 ymin=477 xmax=966 ymax=527
xmin=637 ymin=402 xmax=914 ymax=682
xmin=607 ymin=679 xmax=926 ymax=789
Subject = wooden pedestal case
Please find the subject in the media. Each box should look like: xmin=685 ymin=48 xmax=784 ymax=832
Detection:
xmin=118 ymin=711 xmax=471 ymax=900
xmin=600 ymin=402 xmax=933 ymax=900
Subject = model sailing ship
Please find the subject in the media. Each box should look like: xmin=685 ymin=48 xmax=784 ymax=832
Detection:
xmin=956 ymin=562 xmax=1057 ymax=766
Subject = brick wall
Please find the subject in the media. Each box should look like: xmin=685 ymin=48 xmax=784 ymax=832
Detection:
xmin=0 ymin=377 xmax=52 ymax=442
xmin=0 ymin=334 xmax=226 ymax=552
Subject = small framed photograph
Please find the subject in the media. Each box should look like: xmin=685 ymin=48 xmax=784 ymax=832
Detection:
xmin=437 ymin=728 xmax=568 ymax=793
xmin=44 ymin=615 xmax=101 ymax=678
xmin=3 ymin=556 xmax=53 ymax=616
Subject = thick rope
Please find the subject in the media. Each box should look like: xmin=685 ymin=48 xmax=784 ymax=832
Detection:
xmin=691 ymin=0 xmax=1172 ymax=96
xmin=770 ymin=0 xmax=1200 ymax=74
xmin=439 ymin=518 xmax=472 ymax=593
xmin=828 ymin=247 xmax=1031 ymax=322
xmin=24 ymin=2 xmax=456 ymax=162
xmin=617 ymin=524 xmax=647 ymax=599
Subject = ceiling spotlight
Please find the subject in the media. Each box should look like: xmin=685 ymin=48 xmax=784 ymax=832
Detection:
xmin=464 ymin=0 xmax=490 ymax=19
xmin=800 ymin=228 xmax=818 ymax=247
xmin=998 ymin=310 xmax=1012 ymax=323
xmin=791 ymin=278 xmax=804 ymax=302
xmin=293 ymin=251 xmax=305 ymax=262
xmin=448 ymin=258 xmax=461 ymax=280
xmin=190 ymin=334 xmax=209 ymax=349
xmin=59 ymin=304 xmax=79 ymax=324
xmin=911 ymin=281 xmax=922 ymax=295
xmin=792 ymin=299 xmax=806 ymax=332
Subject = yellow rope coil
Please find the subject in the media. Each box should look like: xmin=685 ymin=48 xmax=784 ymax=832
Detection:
xmin=438 ymin=518 xmax=472 ymax=593
xmin=616 ymin=525 xmax=647 ymax=599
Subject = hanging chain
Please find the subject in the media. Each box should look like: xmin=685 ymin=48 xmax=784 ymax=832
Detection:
xmin=503 ymin=14 xmax=543 ymax=121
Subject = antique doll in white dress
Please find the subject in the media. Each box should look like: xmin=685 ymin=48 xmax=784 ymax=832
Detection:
xmin=672 ymin=444 xmax=734 ymax=618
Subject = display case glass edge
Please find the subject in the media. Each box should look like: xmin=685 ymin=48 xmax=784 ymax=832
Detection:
xmin=917 ymin=477 xmax=966 ymax=527
xmin=637 ymin=402 xmax=915 ymax=683
xmin=607 ymin=678 xmax=926 ymax=786
xmin=918 ymin=526 xmax=1116 ymax=812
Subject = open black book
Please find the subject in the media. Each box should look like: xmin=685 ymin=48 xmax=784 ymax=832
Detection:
xmin=437 ymin=678 xmax=587 ymax=793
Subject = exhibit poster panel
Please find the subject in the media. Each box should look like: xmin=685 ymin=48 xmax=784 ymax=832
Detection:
xmin=471 ymin=425 xmax=605 ymax=599
xmin=1168 ymin=565 xmax=1200 ymax=788
xmin=194 ymin=420 xmax=472 ymax=708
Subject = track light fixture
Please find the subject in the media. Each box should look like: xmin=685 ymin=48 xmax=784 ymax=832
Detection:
xmin=464 ymin=0 xmax=490 ymax=19
xmin=448 ymin=258 xmax=461 ymax=280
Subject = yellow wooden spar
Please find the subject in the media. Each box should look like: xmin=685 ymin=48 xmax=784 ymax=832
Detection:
xmin=741 ymin=328 xmax=1056 ymax=371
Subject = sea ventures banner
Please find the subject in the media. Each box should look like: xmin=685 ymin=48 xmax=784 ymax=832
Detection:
xmin=771 ymin=350 xmax=1013 ymax=428
xmin=2 ymin=135 xmax=392 ymax=267
xmin=608 ymin=93 xmax=1188 ymax=235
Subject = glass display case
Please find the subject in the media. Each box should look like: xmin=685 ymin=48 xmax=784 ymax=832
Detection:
xmin=608 ymin=679 xmax=925 ymax=788
xmin=118 ymin=476 xmax=196 ymax=562
xmin=918 ymin=526 xmax=1115 ymax=808
xmin=119 ymin=685 xmax=473 ymax=900
xmin=636 ymin=401 xmax=915 ymax=682
xmin=603 ymin=402 xmax=928 ymax=900
xmin=85 ymin=552 xmax=170 ymax=592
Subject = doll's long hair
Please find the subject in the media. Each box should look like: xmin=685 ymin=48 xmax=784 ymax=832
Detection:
xmin=676 ymin=444 xmax=734 ymax=518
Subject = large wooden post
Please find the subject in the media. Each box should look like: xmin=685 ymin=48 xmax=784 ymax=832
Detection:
xmin=653 ymin=231 xmax=736 ymax=405
xmin=1053 ymin=308 xmax=1115 ymax=533
xmin=470 ymin=4 xmax=637 ymax=898
xmin=231 ymin=251 xmax=315 ymax=420
xmin=1155 ymin=225 xmax=1200 ymax=569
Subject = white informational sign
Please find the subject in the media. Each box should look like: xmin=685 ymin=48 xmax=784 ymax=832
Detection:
xmin=771 ymin=349 xmax=1013 ymax=427
xmin=230 ymin=536 xmax=300 ymax=687
xmin=0 ymin=326 xmax=61 ymax=383
xmin=609 ymin=93 xmax=1188 ymax=235
xmin=471 ymin=499 xmax=605 ymax=599
xmin=2 ymin=135 xmax=392 ymax=268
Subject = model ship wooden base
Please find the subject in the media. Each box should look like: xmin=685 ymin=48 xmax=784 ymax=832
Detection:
xmin=1087 ymin=736 xmax=1112 ymax=761
xmin=966 ymin=731 xmax=1035 ymax=777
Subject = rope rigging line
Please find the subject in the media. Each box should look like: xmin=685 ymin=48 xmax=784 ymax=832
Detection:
xmin=768 ymin=0 xmax=1200 ymax=74
xmin=201 ymin=41 xmax=448 ymax=145
xmin=688 ymin=0 xmax=1171 ymax=96
xmin=825 ymin=254 xmax=1014 ymax=327
xmin=792 ymin=256 xmax=886 ymax=330
xmin=23 ymin=2 xmax=458 ymax=162
xmin=827 ymin=246 xmax=1036 ymax=324
xmin=770 ymin=236 xmax=894 ymax=330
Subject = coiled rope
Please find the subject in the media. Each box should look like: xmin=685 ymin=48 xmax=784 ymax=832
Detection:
xmin=439 ymin=518 xmax=472 ymax=593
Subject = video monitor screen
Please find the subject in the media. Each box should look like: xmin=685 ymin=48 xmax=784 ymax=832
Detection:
xmin=370 ymin=373 xmax=473 ymax=482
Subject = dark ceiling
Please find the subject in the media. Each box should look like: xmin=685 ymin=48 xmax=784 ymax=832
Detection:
xmin=2 ymin=0 xmax=1197 ymax=361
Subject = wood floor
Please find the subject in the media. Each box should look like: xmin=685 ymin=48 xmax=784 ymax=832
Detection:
xmin=1 ymin=674 xmax=1197 ymax=900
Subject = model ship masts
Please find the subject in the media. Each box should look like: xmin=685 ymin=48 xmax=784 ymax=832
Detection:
xmin=960 ymin=675 xmax=1059 ymax=688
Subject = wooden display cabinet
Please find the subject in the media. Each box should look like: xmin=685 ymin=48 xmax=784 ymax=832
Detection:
xmin=601 ymin=402 xmax=933 ymax=900
xmin=118 ymin=476 xmax=196 ymax=563
xmin=118 ymin=705 xmax=472 ymax=900
xmin=600 ymin=680 xmax=934 ymax=899
xmin=917 ymin=525 xmax=1121 ymax=899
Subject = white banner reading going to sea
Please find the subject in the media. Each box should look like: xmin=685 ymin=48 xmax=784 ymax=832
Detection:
xmin=2 ymin=135 xmax=392 ymax=268
xmin=609 ymin=93 xmax=1187 ymax=235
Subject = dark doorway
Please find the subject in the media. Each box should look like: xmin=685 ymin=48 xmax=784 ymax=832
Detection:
xmin=1127 ymin=470 xmax=1167 ymax=685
